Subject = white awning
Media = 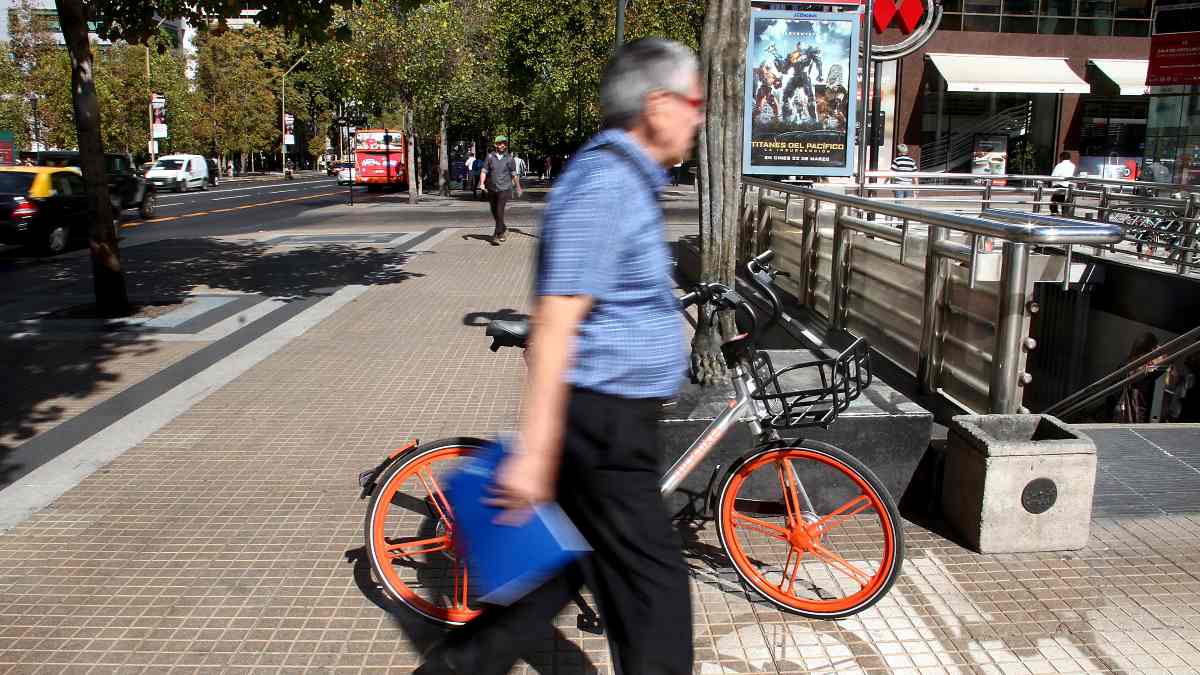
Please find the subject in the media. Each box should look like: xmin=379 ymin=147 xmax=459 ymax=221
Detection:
xmin=928 ymin=53 xmax=1091 ymax=94
xmin=1089 ymin=59 xmax=1150 ymax=96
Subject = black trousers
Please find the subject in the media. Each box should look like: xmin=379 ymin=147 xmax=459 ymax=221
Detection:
xmin=488 ymin=190 xmax=510 ymax=237
xmin=1050 ymin=191 xmax=1066 ymax=215
xmin=443 ymin=388 xmax=693 ymax=675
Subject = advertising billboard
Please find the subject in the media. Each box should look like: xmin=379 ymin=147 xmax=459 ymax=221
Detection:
xmin=1147 ymin=3 xmax=1200 ymax=87
xmin=743 ymin=9 xmax=861 ymax=177
xmin=284 ymin=113 xmax=295 ymax=146
xmin=151 ymin=94 xmax=167 ymax=139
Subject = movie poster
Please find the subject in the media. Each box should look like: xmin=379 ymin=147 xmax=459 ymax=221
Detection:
xmin=743 ymin=10 xmax=861 ymax=177
xmin=151 ymin=94 xmax=167 ymax=139
xmin=284 ymin=114 xmax=295 ymax=146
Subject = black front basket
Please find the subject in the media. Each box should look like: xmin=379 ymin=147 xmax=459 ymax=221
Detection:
xmin=749 ymin=338 xmax=872 ymax=429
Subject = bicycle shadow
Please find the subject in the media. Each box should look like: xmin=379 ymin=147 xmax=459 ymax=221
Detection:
xmin=462 ymin=308 xmax=529 ymax=328
xmin=346 ymin=542 xmax=600 ymax=673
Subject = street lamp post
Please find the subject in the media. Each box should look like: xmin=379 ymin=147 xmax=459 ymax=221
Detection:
xmin=146 ymin=17 xmax=167 ymax=162
xmin=280 ymin=55 xmax=306 ymax=173
xmin=28 ymin=94 xmax=41 ymax=163
xmin=615 ymin=0 xmax=627 ymax=49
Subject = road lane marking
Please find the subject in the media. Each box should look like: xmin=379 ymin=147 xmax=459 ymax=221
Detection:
xmin=125 ymin=190 xmax=344 ymax=227
xmin=268 ymin=189 xmax=297 ymax=194
xmin=153 ymin=178 xmax=336 ymax=201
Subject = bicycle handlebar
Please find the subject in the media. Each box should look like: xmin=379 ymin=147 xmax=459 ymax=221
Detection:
xmin=680 ymin=249 xmax=784 ymax=341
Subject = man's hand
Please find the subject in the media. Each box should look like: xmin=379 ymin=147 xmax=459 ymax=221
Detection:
xmin=486 ymin=445 xmax=557 ymax=526
xmin=516 ymin=186 xmax=524 ymax=198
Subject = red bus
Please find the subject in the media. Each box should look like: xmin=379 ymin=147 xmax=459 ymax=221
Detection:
xmin=353 ymin=129 xmax=407 ymax=190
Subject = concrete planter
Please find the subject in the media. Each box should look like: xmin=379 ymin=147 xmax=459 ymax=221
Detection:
xmin=942 ymin=414 xmax=1096 ymax=553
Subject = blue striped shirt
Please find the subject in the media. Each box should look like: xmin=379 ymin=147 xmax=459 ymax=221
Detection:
xmin=536 ymin=129 xmax=687 ymax=399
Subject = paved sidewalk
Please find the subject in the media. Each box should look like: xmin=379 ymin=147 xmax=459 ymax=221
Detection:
xmin=0 ymin=215 xmax=1199 ymax=674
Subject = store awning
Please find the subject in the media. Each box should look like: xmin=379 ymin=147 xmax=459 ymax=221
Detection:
xmin=1088 ymin=59 xmax=1150 ymax=96
xmin=928 ymin=53 xmax=1091 ymax=94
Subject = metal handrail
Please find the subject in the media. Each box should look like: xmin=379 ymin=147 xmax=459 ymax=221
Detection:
xmin=742 ymin=177 xmax=1124 ymax=414
xmin=1044 ymin=325 xmax=1200 ymax=419
xmin=745 ymin=178 xmax=1123 ymax=246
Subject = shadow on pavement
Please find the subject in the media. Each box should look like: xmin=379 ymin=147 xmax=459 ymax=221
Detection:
xmin=345 ymin=545 xmax=601 ymax=673
xmin=0 ymin=237 xmax=425 ymax=486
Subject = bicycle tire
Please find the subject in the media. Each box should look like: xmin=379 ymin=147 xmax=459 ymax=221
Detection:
xmin=363 ymin=436 xmax=488 ymax=626
xmin=716 ymin=440 xmax=904 ymax=619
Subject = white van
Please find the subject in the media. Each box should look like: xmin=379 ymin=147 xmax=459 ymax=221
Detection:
xmin=145 ymin=154 xmax=210 ymax=193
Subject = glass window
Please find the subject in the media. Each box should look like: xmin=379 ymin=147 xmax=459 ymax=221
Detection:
xmin=962 ymin=0 xmax=1001 ymax=12
xmin=65 ymin=173 xmax=85 ymax=195
xmin=1003 ymin=15 xmax=1039 ymax=31
xmin=0 ymin=173 xmax=35 ymax=194
xmin=52 ymin=173 xmax=73 ymax=196
xmin=1114 ymin=0 xmax=1150 ymax=18
xmin=1077 ymin=0 xmax=1115 ymax=16
xmin=1113 ymin=19 xmax=1150 ymax=35
xmin=1076 ymin=17 xmax=1113 ymax=34
xmin=940 ymin=12 xmax=964 ymax=29
xmin=943 ymin=0 xmax=963 ymax=11
xmin=1004 ymin=0 xmax=1038 ymax=13
xmin=1040 ymin=0 xmax=1075 ymax=15
xmin=1038 ymin=16 xmax=1075 ymax=32
xmin=962 ymin=13 xmax=1002 ymax=30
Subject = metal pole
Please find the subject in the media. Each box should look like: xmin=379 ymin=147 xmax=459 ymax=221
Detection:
xmin=146 ymin=46 xmax=154 ymax=162
xmin=918 ymin=226 xmax=946 ymax=393
xmin=615 ymin=0 xmax=626 ymax=50
xmin=856 ymin=0 xmax=874 ymax=195
xmin=990 ymin=241 xmax=1030 ymax=413
xmin=281 ymin=79 xmax=286 ymax=173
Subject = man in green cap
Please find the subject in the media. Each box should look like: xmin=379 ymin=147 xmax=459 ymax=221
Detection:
xmin=479 ymin=135 xmax=522 ymax=243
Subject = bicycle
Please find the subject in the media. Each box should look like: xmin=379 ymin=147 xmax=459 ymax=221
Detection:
xmin=358 ymin=250 xmax=905 ymax=626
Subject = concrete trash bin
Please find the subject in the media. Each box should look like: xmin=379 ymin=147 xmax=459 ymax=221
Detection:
xmin=942 ymin=414 xmax=1096 ymax=553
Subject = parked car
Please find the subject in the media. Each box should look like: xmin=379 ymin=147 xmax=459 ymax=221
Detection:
xmin=19 ymin=150 xmax=157 ymax=220
xmin=336 ymin=162 xmax=356 ymax=186
xmin=145 ymin=153 xmax=210 ymax=192
xmin=204 ymin=158 xmax=221 ymax=187
xmin=0 ymin=166 xmax=90 ymax=254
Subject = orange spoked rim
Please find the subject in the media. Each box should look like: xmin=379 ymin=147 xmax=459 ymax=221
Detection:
xmin=369 ymin=445 xmax=482 ymax=624
xmin=720 ymin=448 xmax=898 ymax=615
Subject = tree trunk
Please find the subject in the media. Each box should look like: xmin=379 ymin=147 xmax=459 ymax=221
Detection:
xmin=55 ymin=0 xmax=128 ymax=317
xmin=691 ymin=0 xmax=749 ymax=386
xmin=439 ymin=100 xmax=450 ymax=197
xmin=406 ymin=109 xmax=417 ymax=204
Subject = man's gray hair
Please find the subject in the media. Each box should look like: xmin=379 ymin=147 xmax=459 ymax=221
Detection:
xmin=599 ymin=38 xmax=699 ymax=130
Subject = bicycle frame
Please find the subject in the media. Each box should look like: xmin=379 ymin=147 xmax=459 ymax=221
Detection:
xmin=659 ymin=364 xmax=769 ymax=497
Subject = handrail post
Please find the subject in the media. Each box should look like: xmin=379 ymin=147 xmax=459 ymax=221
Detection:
xmin=1180 ymin=196 xmax=1198 ymax=275
xmin=830 ymin=205 xmax=847 ymax=329
xmin=799 ymin=197 xmax=816 ymax=303
xmin=982 ymin=180 xmax=992 ymax=211
xmin=990 ymin=241 xmax=1030 ymax=413
xmin=918 ymin=225 xmax=947 ymax=394
xmin=1034 ymin=181 xmax=1044 ymax=214
xmin=1065 ymin=183 xmax=1076 ymax=218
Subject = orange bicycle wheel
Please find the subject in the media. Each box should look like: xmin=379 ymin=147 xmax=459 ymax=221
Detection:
xmin=716 ymin=441 xmax=903 ymax=619
xmin=364 ymin=437 xmax=487 ymax=625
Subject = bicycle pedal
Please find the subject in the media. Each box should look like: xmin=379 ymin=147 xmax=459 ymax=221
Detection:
xmin=577 ymin=612 xmax=604 ymax=635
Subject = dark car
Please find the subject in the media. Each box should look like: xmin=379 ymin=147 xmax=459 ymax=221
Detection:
xmin=0 ymin=166 xmax=90 ymax=254
xmin=20 ymin=150 xmax=157 ymax=219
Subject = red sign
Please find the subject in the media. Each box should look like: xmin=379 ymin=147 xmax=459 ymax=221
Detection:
xmin=872 ymin=0 xmax=924 ymax=34
xmin=1147 ymin=31 xmax=1200 ymax=86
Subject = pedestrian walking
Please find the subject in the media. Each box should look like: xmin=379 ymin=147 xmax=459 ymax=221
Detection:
xmin=890 ymin=144 xmax=917 ymax=200
xmin=672 ymin=161 xmax=682 ymax=186
xmin=417 ymin=38 xmax=704 ymax=675
xmin=479 ymin=135 xmax=522 ymax=243
xmin=465 ymin=154 xmax=477 ymax=197
xmin=1050 ymin=151 xmax=1076 ymax=215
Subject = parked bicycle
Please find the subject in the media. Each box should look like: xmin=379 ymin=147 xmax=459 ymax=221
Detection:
xmin=358 ymin=250 xmax=905 ymax=625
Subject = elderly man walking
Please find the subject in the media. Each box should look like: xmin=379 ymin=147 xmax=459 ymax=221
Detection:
xmin=479 ymin=135 xmax=522 ymax=243
xmin=419 ymin=38 xmax=704 ymax=675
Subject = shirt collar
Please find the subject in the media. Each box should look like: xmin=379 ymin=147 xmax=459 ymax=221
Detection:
xmin=584 ymin=128 xmax=670 ymax=190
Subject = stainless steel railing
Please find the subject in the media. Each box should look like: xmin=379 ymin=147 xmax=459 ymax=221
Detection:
xmin=741 ymin=177 xmax=1123 ymax=414
xmin=861 ymin=170 xmax=1200 ymax=275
